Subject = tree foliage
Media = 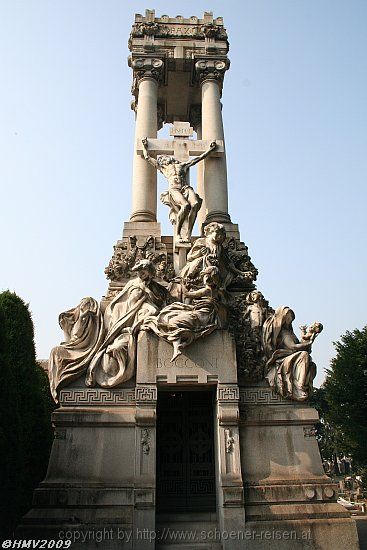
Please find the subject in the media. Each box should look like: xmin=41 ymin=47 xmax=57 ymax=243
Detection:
xmin=324 ymin=326 xmax=367 ymax=467
xmin=312 ymin=327 xmax=367 ymax=470
xmin=0 ymin=291 xmax=55 ymax=538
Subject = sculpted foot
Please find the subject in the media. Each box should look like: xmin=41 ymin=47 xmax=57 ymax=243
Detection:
xmin=170 ymin=346 xmax=182 ymax=362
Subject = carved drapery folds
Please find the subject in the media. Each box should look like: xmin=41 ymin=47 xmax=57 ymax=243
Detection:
xmin=49 ymin=261 xmax=169 ymax=403
xmin=180 ymin=223 xmax=256 ymax=291
xmin=49 ymin=219 xmax=321 ymax=403
xmin=229 ymin=295 xmax=322 ymax=401
xmin=262 ymin=307 xmax=322 ymax=401
xmin=48 ymin=297 xmax=105 ymax=402
xmin=142 ymin=265 xmax=226 ymax=362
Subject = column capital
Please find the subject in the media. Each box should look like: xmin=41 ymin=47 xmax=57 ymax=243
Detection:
xmin=129 ymin=56 xmax=165 ymax=94
xmin=194 ymin=58 xmax=230 ymax=88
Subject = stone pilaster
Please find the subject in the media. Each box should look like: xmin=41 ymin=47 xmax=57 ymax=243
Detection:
xmin=215 ymin=383 xmax=246 ymax=550
xmin=133 ymin=384 xmax=157 ymax=550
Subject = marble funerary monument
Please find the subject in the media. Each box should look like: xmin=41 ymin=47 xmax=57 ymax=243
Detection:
xmin=20 ymin=11 xmax=359 ymax=550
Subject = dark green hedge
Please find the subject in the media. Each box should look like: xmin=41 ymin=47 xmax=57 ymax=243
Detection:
xmin=0 ymin=291 xmax=55 ymax=538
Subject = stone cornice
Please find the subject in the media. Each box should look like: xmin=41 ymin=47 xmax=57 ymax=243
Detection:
xmin=128 ymin=11 xmax=228 ymax=46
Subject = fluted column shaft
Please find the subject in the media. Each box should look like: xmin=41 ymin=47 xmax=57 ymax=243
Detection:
xmin=130 ymin=77 xmax=158 ymax=222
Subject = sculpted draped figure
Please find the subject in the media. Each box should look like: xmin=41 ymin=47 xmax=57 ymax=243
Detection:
xmin=142 ymin=266 xmax=226 ymax=362
xmin=86 ymin=260 xmax=168 ymax=388
xmin=262 ymin=306 xmax=323 ymax=401
xmin=142 ymin=137 xmax=217 ymax=243
xmin=49 ymin=297 xmax=105 ymax=402
xmin=181 ymin=222 xmax=254 ymax=289
xmin=49 ymin=260 xmax=168 ymax=402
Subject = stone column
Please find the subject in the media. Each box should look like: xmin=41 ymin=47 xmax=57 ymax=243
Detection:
xmin=129 ymin=58 xmax=164 ymax=222
xmin=196 ymin=59 xmax=231 ymax=225
xmin=190 ymin=105 xmax=206 ymax=233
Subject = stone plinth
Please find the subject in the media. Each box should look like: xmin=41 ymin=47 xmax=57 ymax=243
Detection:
xmin=17 ymin=389 xmax=147 ymax=549
xmin=238 ymin=384 xmax=360 ymax=550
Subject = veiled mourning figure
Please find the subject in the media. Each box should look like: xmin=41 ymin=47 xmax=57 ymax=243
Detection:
xmin=180 ymin=222 xmax=253 ymax=289
xmin=262 ymin=306 xmax=322 ymax=401
xmin=86 ymin=260 xmax=168 ymax=388
xmin=142 ymin=266 xmax=225 ymax=362
xmin=49 ymin=297 xmax=105 ymax=403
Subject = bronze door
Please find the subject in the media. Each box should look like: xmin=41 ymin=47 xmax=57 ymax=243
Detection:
xmin=156 ymin=391 xmax=216 ymax=512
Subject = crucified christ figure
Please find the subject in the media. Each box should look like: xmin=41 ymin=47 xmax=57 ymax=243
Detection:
xmin=142 ymin=137 xmax=217 ymax=243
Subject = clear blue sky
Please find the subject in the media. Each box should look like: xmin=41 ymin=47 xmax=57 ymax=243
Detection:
xmin=1 ymin=1 xmax=366 ymax=386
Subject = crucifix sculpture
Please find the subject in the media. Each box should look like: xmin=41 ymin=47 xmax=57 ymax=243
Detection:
xmin=138 ymin=122 xmax=224 ymax=246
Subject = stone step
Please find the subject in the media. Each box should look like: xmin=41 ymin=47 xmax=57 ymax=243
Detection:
xmin=157 ymin=512 xmax=217 ymax=522
xmin=156 ymin=522 xmax=218 ymax=533
xmin=155 ymin=512 xmax=221 ymax=548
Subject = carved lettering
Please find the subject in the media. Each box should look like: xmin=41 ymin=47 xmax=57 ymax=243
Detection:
xmin=156 ymin=357 xmax=218 ymax=370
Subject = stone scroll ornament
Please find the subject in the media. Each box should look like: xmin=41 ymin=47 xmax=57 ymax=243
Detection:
xmin=262 ymin=306 xmax=323 ymax=401
xmin=142 ymin=137 xmax=216 ymax=244
xmin=49 ymin=260 xmax=169 ymax=403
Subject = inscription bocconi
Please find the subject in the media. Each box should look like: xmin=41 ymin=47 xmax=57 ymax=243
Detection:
xmin=157 ymin=357 xmax=218 ymax=370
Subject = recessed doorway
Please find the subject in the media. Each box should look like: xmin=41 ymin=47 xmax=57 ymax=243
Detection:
xmin=156 ymin=390 xmax=216 ymax=512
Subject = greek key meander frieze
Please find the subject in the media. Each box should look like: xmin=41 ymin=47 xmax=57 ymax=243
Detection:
xmin=217 ymin=386 xmax=239 ymax=401
xmin=59 ymin=389 xmax=136 ymax=406
xmin=135 ymin=386 xmax=157 ymax=402
xmin=239 ymin=388 xmax=286 ymax=405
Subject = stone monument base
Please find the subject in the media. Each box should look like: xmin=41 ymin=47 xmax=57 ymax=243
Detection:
xmin=18 ymin=335 xmax=359 ymax=550
xmin=239 ymin=385 xmax=359 ymax=549
xmin=17 ymin=389 xmax=141 ymax=549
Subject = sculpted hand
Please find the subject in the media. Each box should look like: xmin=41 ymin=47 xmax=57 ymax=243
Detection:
xmin=181 ymin=281 xmax=189 ymax=295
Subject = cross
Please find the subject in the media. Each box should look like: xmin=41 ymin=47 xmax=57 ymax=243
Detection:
xmin=136 ymin=121 xmax=224 ymax=177
xmin=137 ymin=121 xmax=224 ymax=272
